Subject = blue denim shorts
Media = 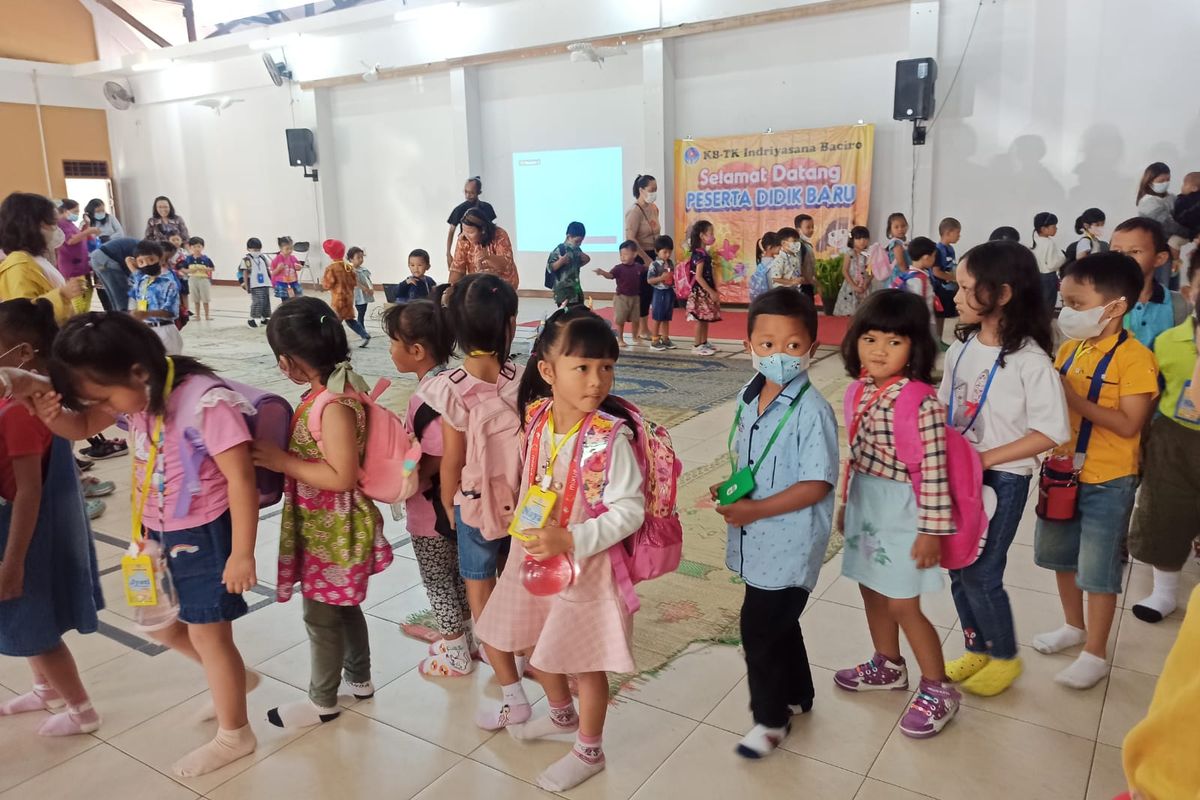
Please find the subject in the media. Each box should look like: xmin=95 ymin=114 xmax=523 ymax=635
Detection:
xmin=455 ymin=507 xmax=508 ymax=581
xmin=149 ymin=511 xmax=249 ymax=624
xmin=651 ymin=289 xmax=675 ymax=322
xmin=1034 ymin=475 xmax=1137 ymax=594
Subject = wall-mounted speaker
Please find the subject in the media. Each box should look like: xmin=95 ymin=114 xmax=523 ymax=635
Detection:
xmin=285 ymin=128 xmax=316 ymax=167
xmin=893 ymin=58 xmax=937 ymax=122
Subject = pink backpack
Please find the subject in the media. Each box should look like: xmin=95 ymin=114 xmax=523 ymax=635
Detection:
xmin=170 ymin=375 xmax=293 ymax=516
xmin=528 ymin=396 xmax=683 ymax=613
xmin=673 ymin=255 xmax=695 ymax=301
xmin=307 ymin=378 xmax=421 ymax=504
xmin=843 ymin=380 xmax=989 ymax=570
xmin=867 ymin=242 xmax=893 ymax=282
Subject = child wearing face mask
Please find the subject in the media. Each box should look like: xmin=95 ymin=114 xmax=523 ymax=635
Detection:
xmin=1032 ymin=253 xmax=1158 ymax=689
xmin=710 ymin=288 xmax=838 ymax=758
xmin=686 ymin=220 xmax=722 ymax=356
xmin=1067 ymin=208 xmax=1108 ymax=263
xmin=127 ymin=240 xmax=183 ymax=355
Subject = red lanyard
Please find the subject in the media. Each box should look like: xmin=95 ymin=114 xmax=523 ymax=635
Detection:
xmin=526 ymin=411 xmax=591 ymax=526
xmin=842 ymin=376 xmax=904 ymax=501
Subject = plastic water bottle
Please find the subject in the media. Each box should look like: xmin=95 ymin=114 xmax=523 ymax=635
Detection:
xmin=519 ymin=553 xmax=577 ymax=596
xmin=132 ymin=539 xmax=180 ymax=632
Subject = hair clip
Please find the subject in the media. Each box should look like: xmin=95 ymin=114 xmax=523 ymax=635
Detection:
xmin=319 ymin=315 xmax=327 ymax=323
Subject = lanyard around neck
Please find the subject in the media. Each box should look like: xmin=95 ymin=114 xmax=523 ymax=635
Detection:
xmin=130 ymin=356 xmax=174 ymax=543
xmin=541 ymin=412 xmax=585 ymax=487
xmin=728 ymin=379 xmax=811 ymax=476
xmin=948 ymin=335 xmax=1002 ymax=436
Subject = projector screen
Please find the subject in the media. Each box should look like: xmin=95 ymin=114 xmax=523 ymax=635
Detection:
xmin=512 ymin=147 xmax=624 ymax=251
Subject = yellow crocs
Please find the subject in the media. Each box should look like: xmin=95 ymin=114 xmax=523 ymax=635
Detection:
xmin=945 ymin=652 xmax=991 ymax=683
xmin=961 ymin=657 xmax=1023 ymax=697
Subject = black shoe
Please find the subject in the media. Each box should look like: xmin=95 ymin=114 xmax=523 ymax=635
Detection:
xmin=247 ymin=320 xmax=258 ymax=328
xmin=79 ymin=437 xmax=128 ymax=460
xmin=359 ymin=336 xmax=371 ymax=349
xmin=75 ymin=457 xmax=94 ymax=472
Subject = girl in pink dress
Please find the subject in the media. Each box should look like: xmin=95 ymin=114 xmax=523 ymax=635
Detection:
xmin=474 ymin=306 xmax=646 ymax=793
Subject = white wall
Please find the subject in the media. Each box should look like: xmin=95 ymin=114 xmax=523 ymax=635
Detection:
xmin=476 ymin=50 xmax=647 ymax=291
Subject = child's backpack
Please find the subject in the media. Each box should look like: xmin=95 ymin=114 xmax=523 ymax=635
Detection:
xmin=307 ymin=378 xmax=422 ymax=504
xmin=673 ymin=255 xmax=695 ymax=301
xmin=440 ymin=364 xmax=524 ymax=540
xmin=748 ymin=259 xmax=773 ymax=303
xmin=527 ymin=395 xmax=684 ymax=613
xmin=868 ymin=242 xmax=893 ymax=283
xmin=1062 ymin=236 xmax=1109 ymax=269
xmin=171 ymin=376 xmax=294 ymax=517
xmin=411 ymin=401 xmax=455 ymax=539
xmin=843 ymin=380 xmax=991 ymax=570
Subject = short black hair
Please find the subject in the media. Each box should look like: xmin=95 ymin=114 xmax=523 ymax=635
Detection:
xmin=850 ymin=225 xmax=870 ymax=241
xmin=748 ymin=287 xmax=818 ymax=342
xmin=133 ymin=239 xmax=163 ymax=259
xmin=566 ymin=221 xmax=586 ymax=238
xmin=1113 ymin=216 xmax=1169 ymax=254
xmin=619 ymin=240 xmax=638 ymax=252
xmin=908 ymin=236 xmax=937 ymax=261
xmin=654 ymin=235 xmax=673 ymax=251
xmin=187 ymin=236 xmax=204 ymax=247
xmin=938 ymin=217 xmax=962 ymax=235
xmin=277 ymin=236 xmax=293 ymax=247
xmin=408 ymin=248 xmax=430 ymax=264
xmin=777 ymin=226 xmax=799 ymax=240
xmin=841 ymin=290 xmax=937 ymax=384
xmin=794 ymin=213 xmax=814 ymax=227
xmin=1062 ymin=251 xmax=1144 ymax=304
xmin=346 ymin=246 xmax=364 ymax=261
xmin=383 ymin=299 xmax=452 ymax=365
xmin=989 ymin=226 xmax=1021 ymax=242
xmin=246 ymin=237 xmax=262 ymax=250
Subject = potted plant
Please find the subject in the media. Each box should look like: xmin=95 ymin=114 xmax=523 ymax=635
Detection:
xmin=815 ymin=254 xmax=845 ymax=316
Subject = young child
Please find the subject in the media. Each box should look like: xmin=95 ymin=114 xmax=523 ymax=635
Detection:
xmin=241 ymin=237 xmax=272 ymax=328
xmin=422 ymin=273 xmax=524 ymax=674
xmin=271 ymin=236 xmax=303 ymax=299
xmin=833 ymin=226 xmax=871 ymax=316
xmin=647 ymin=234 xmax=677 ymax=350
xmin=770 ymin=227 xmax=803 ymax=292
xmin=593 ymin=241 xmax=645 ymax=347
xmin=835 ymin=289 xmax=959 ymax=738
xmin=547 ymin=221 xmax=590 ymax=307
xmin=1127 ymin=255 xmax=1200 ymax=623
xmin=1111 ymin=217 xmax=1190 ymax=348
xmin=128 ymin=239 xmax=183 ymax=355
xmin=394 ymin=249 xmax=438 ymax=303
xmin=793 ymin=214 xmax=818 ymax=300
xmin=184 ymin=236 xmax=215 ymax=321
xmin=0 ymin=299 xmax=103 ymax=737
xmin=900 ymin=236 xmax=938 ymax=335
xmin=1069 ymin=208 xmax=1108 ymax=261
xmin=473 ymin=305 xmax=647 ymax=792
xmin=884 ymin=212 xmax=911 ymax=284
xmin=686 ymin=220 xmax=721 ymax=356
xmin=1033 ymin=252 xmax=1158 ymax=689
xmin=932 ymin=217 xmax=962 ymax=343
xmin=321 ymin=239 xmax=371 ymax=348
xmin=1172 ymin=172 xmax=1200 ymax=241
xmin=348 ymin=247 xmax=374 ymax=330
xmin=939 ymin=241 xmax=1071 ymax=696
xmin=384 ymin=300 xmax=475 ymax=676
xmin=712 ymin=288 xmax=838 ymax=757
xmin=36 ymin=312 xmax=260 ymax=776
xmin=252 ymin=296 xmax=393 ymax=726
xmin=1032 ymin=212 xmax=1066 ymax=311
xmin=167 ymin=234 xmax=190 ymax=321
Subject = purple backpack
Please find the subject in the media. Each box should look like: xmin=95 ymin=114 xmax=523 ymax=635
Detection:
xmin=171 ymin=375 xmax=293 ymax=518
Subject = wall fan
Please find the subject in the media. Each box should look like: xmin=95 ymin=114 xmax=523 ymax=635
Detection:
xmin=263 ymin=54 xmax=293 ymax=86
xmin=103 ymin=81 xmax=135 ymax=110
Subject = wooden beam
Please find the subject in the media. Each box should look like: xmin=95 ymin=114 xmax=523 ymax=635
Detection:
xmin=182 ymin=0 xmax=197 ymax=42
xmin=300 ymin=0 xmax=903 ymax=90
xmin=95 ymin=0 xmax=172 ymax=47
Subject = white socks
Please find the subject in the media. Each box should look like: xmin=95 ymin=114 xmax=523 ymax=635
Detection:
xmin=420 ymin=635 xmax=474 ymax=677
xmin=1055 ymin=652 xmax=1109 ymax=690
xmin=475 ymin=681 xmax=531 ymax=730
xmin=172 ymin=724 xmax=257 ymax=777
xmin=1132 ymin=569 xmax=1179 ymax=623
xmin=735 ymin=723 xmax=790 ymax=759
xmin=266 ymin=700 xmax=340 ymax=728
xmin=536 ymin=733 xmax=605 ymax=792
xmin=1032 ymin=624 xmax=1087 ymax=655
xmin=0 ymin=683 xmax=65 ymax=715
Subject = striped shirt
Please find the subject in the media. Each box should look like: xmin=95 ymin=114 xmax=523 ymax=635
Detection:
xmin=849 ymin=378 xmax=953 ymax=536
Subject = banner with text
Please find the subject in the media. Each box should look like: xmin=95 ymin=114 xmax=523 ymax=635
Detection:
xmin=673 ymin=124 xmax=874 ymax=304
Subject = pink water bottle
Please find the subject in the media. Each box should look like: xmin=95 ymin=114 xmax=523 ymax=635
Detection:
xmin=520 ymin=553 xmax=577 ymax=596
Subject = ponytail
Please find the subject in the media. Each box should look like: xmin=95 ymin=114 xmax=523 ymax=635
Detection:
xmin=382 ymin=297 xmax=453 ymax=366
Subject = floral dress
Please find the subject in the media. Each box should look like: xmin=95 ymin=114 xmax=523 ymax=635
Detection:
xmin=277 ymin=393 xmax=391 ymax=605
xmin=833 ymin=249 xmax=869 ymax=316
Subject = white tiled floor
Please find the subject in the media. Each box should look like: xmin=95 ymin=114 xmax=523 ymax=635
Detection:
xmin=0 ymin=288 xmax=1184 ymax=799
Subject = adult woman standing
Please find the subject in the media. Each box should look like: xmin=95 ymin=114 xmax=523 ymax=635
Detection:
xmin=1135 ymin=162 xmax=1186 ymax=288
xmin=83 ymin=198 xmax=124 ymax=242
xmin=444 ymin=177 xmax=497 ymax=269
xmin=0 ymin=193 xmax=85 ymax=323
xmin=624 ymin=174 xmax=660 ymax=343
xmin=55 ymin=200 xmax=99 ymax=282
xmin=143 ymin=195 xmax=189 ymax=243
xmin=449 ymin=208 xmax=518 ymax=288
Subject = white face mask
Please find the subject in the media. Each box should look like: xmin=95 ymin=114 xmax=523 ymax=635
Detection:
xmin=788 ymin=241 xmax=803 ymax=254
xmin=45 ymin=225 xmax=65 ymax=250
xmin=1152 ymin=181 xmax=1169 ymax=194
xmin=1089 ymin=225 xmax=1107 ymax=240
xmin=1057 ymin=299 xmax=1121 ymax=340
xmin=644 ymin=191 xmax=658 ymax=204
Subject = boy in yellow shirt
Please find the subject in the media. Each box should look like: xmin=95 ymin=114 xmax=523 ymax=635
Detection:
xmin=1032 ymin=252 xmax=1159 ymax=689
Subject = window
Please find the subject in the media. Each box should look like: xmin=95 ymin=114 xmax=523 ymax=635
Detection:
xmin=62 ymin=160 xmax=110 ymax=178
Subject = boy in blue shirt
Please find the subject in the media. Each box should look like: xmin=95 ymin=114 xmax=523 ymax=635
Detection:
xmin=1111 ymin=217 xmax=1190 ymax=347
xmin=127 ymin=239 xmax=182 ymax=354
xmin=932 ymin=217 xmax=961 ymax=347
xmin=710 ymin=287 xmax=839 ymax=759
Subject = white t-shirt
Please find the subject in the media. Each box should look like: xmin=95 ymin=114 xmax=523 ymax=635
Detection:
xmin=938 ymin=336 xmax=1072 ymax=475
xmin=1031 ymin=236 xmax=1065 ymax=274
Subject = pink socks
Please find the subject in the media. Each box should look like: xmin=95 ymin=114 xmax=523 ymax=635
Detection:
xmin=509 ymin=698 xmax=579 ymax=740
xmin=536 ymin=732 xmax=605 ymax=791
xmin=475 ymin=681 xmax=532 ymax=730
xmin=0 ymin=683 xmax=65 ymax=715
xmin=38 ymin=701 xmax=101 ymax=736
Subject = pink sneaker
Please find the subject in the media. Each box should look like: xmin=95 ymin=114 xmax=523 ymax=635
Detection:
xmin=833 ymin=652 xmax=909 ymax=692
xmin=899 ymin=678 xmax=960 ymax=738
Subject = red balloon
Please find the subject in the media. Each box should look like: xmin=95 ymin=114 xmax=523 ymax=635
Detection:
xmin=520 ymin=553 xmax=576 ymax=596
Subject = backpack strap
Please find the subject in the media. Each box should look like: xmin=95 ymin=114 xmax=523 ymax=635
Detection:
xmin=891 ymin=380 xmax=938 ymax=497
xmin=1171 ymin=290 xmax=1189 ymax=325
xmin=171 ymin=374 xmax=229 ymax=519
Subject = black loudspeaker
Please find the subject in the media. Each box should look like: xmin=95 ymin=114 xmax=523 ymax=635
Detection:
xmin=893 ymin=58 xmax=937 ymax=121
xmin=285 ymin=128 xmax=316 ymax=167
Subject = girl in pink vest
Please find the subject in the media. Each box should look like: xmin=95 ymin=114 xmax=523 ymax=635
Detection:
xmin=473 ymin=306 xmax=646 ymax=793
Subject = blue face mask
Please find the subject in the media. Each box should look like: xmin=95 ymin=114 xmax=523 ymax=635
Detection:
xmin=92 ymin=212 xmax=106 ymax=221
xmin=751 ymin=351 xmax=812 ymax=386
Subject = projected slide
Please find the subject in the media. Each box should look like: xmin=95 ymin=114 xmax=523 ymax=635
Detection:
xmin=513 ymin=147 xmax=624 ymax=251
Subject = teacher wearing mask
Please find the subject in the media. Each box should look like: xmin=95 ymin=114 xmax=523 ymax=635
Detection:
xmin=0 ymin=192 xmax=86 ymax=323
xmin=444 ymin=177 xmax=497 ymax=269
xmin=625 ymin=174 xmax=660 ymax=343
xmin=143 ymin=195 xmax=189 ymax=243
xmin=1135 ymin=162 xmax=1187 ymax=288
xmin=449 ymin=208 xmax=518 ymax=288
xmin=83 ymin=198 xmax=124 ymax=242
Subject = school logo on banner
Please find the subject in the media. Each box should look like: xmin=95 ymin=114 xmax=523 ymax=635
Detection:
xmin=673 ymin=124 xmax=875 ymax=303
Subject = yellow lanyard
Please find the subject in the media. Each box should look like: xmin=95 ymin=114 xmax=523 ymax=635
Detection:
xmin=467 ymin=350 xmax=496 ymax=357
xmin=130 ymin=357 xmax=174 ymax=543
xmin=541 ymin=413 xmax=584 ymax=489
